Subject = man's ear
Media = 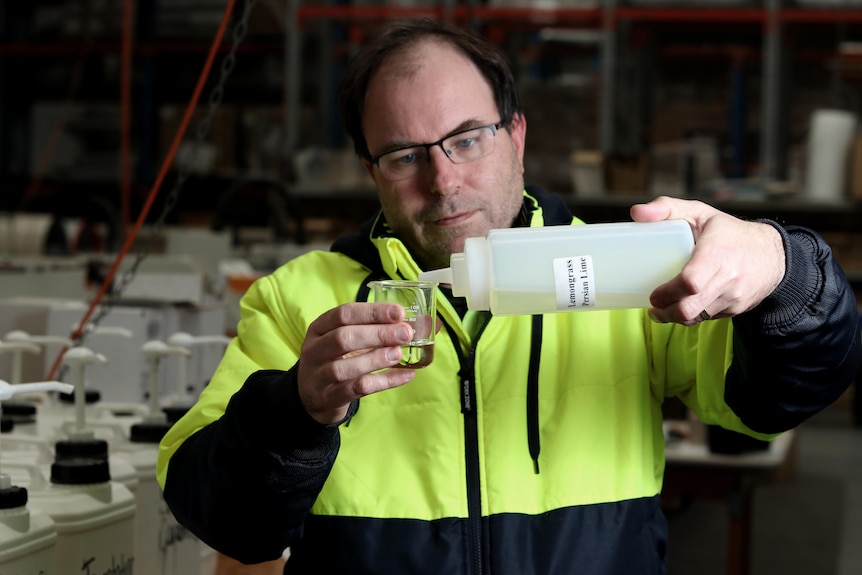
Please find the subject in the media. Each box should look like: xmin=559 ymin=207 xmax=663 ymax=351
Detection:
xmin=509 ymin=112 xmax=527 ymax=167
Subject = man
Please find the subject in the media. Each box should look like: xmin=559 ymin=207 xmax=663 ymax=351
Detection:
xmin=158 ymin=18 xmax=861 ymax=574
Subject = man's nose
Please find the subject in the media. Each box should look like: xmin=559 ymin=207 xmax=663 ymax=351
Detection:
xmin=426 ymin=145 xmax=458 ymax=194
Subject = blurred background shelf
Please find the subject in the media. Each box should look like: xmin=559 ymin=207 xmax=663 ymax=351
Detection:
xmin=2 ymin=0 xmax=862 ymax=272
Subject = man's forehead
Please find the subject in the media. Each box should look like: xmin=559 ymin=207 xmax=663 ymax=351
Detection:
xmin=375 ymin=38 xmax=471 ymax=79
xmin=362 ymin=39 xmax=494 ymax=148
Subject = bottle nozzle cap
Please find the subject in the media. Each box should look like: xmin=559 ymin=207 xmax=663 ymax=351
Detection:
xmin=418 ymin=267 xmax=453 ymax=285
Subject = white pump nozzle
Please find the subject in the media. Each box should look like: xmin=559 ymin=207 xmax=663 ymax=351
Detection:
xmin=60 ymin=347 xmax=108 ymax=439
xmin=61 ymin=347 xmax=108 ymax=366
xmin=4 ymin=330 xmax=73 ymax=347
xmin=141 ymin=340 xmax=192 ymax=421
xmin=0 ymin=341 xmax=43 ymax=385
xmin=167 ymin=332 xmax=231 ymax=347
xmin=90 ymin=326 xmax=134 ymax=338
xmin=141 ymin=340 xmax=193 ymax=359
xmin=0 ymin=341 xmax=41 ymax=355
xmin=418 ymin=267 xmax=453 ymax=285
xmin=165 ymin=332 xmax=230 ymax=405
xmin=0 ymin=380 xmax=74 ymax=400
xmin=0 ymin=379 xmax=75 ymax=481
xmin=72 ymin=324 xmax=134 ymax=339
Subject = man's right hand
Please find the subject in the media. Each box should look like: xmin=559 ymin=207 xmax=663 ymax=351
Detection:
xmin=297 ymin=302 xmax=416 ymax=424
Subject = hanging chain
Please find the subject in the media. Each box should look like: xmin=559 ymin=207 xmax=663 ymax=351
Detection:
xmin=74 ymin=0 xmax=258 ymax=349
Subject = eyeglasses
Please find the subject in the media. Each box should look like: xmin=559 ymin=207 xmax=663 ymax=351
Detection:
xmin=370 ymin=122 xmax=503 ymax=181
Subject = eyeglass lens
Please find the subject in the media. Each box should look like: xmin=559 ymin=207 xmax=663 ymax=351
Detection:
xmin=377 ymin=124 xmax=499 ymax=180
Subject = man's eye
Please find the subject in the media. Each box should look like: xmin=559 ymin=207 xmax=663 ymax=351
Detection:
xmin=387 ymin=149 xmax=420 ymax=166
xmin=454 ymin=137 xmax=477 ymax=149
xmin=395 ymin=153 xmax=416 ymax=165
xmin=452 ymin=129 xmax=484 ymax=150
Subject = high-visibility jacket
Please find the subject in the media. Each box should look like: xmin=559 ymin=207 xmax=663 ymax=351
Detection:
xmin=158 ymin=187 xmax=861 ymax=574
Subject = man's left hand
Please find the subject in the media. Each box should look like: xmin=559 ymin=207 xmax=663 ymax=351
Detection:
xmin=631 ymin=196 xmax=786 ymax=326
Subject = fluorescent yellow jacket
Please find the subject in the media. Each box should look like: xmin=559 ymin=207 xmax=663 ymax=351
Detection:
xmin=158 ymin=187 xmax=860 ymax=574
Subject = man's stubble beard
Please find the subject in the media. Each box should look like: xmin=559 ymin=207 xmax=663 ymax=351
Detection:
xmin=397 ymin=189 xmax=523 ymax=271
xmin=414 ymin=220 xmax=465 ymax=271
xmin=385 ymin=149 xmax=525 ymax=271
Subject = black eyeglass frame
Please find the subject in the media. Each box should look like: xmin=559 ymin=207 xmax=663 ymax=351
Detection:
xmin=368 ymin=121 xmax=504 ymax=168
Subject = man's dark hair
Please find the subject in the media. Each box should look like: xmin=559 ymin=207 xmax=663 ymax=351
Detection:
xmin=338 ymin=18 xmax=521 ymax=160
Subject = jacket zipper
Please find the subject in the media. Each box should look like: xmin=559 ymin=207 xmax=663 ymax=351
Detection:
xmin=440 ymin=312 xmax=485 ymax=575
xmin=460 ymin=358 xmax=483 ymax=575
xmin=449 ymin=310 xmax=491 ymax=575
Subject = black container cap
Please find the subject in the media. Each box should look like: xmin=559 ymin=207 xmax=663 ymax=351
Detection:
xmin=0 ymin=416 xmax=14 ymax=433
xmin=58 ymin=389 xmax=101 ymax=404
xmin=130 ymin=421 xmax=171 ymax=444
xmin=51 ymin=458 xmax=110 ymax=485
xmin=0 ymin=486 xmax=28 ymax=509
xmin=54 ymin=438 xmax=109 ymax=461
xmin=2 ymin=402 xmax=37 ymax=417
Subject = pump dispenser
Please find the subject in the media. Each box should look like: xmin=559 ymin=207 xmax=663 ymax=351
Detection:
xmin=0 ymin=380 xmax=72 ymax=571
xmin=61 ymin=324 xmax=135 ymax=410
xmin=164 ymin=332 xmax=230 ymax=421
xmin=55 ymin=326 xmax=146 ymax=439
xmin=419 ymin=220 xmax=695 ymax=316
xmin=0 ymin=340 xmax=43 ymax=431
xmin=22 ymin=347 xmax=137 ymax=575
xmin=117 ymin=340 xmax=202 ymax=575
xmin=138 ymin=340 xmax=191 ymax=434
xmin=0 ymin=340 xmax=41 ymax=386
xmin=53 ymin=348 xmax=140 ymax=491
xmin=0 ymin=333 xmax=76 ymax=438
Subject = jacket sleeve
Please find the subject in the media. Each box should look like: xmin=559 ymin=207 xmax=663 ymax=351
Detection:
xmin=162 ymin=366 xmax=354 ymax=564
xmin=725 ymin=222 xmax=861 ymax=433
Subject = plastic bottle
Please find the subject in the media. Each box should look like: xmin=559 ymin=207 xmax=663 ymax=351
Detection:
xmin=24 ymin=351 xmax=138 ymax=575
xmin=419 ymin=220 xmax=695 ymax=316
xmin=117 ymin=339 xmax=203 ymax=575
xmin=0 ymin=474 xmax=57 ymax=571
xmin=26 ymin=446 xmax=137 ymax=575
xmin=0 ymin=380 xmax=72 ymax=572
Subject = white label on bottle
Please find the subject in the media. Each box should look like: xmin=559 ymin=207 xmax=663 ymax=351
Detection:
xmin=553 ymin=256 xmax=596 ymax=310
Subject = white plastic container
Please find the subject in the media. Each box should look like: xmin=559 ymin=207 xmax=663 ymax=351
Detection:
xmin=110 ymin=339 xmax=202 ymax=575
xmin=28 ymin=478 xmax=136 ymax=575
xmin=19 ymin=436 xmax=135 ymax=575
xmin=0 ymin=424 xmax=143 ymax=575
xmin=0 ymin=380 xmax=72 ymax=572
xmin=0 ymin=433 xmax=141 ymax=574
xmin=0 ymin=477 xmax=56 ymax=572
xmin=419 ymin=220 xmax=694 ymax=315
xmin=120 ymin=444 xmax=202 ymax=575
xmin=17 ymin=354 xmax=136 ymax=575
